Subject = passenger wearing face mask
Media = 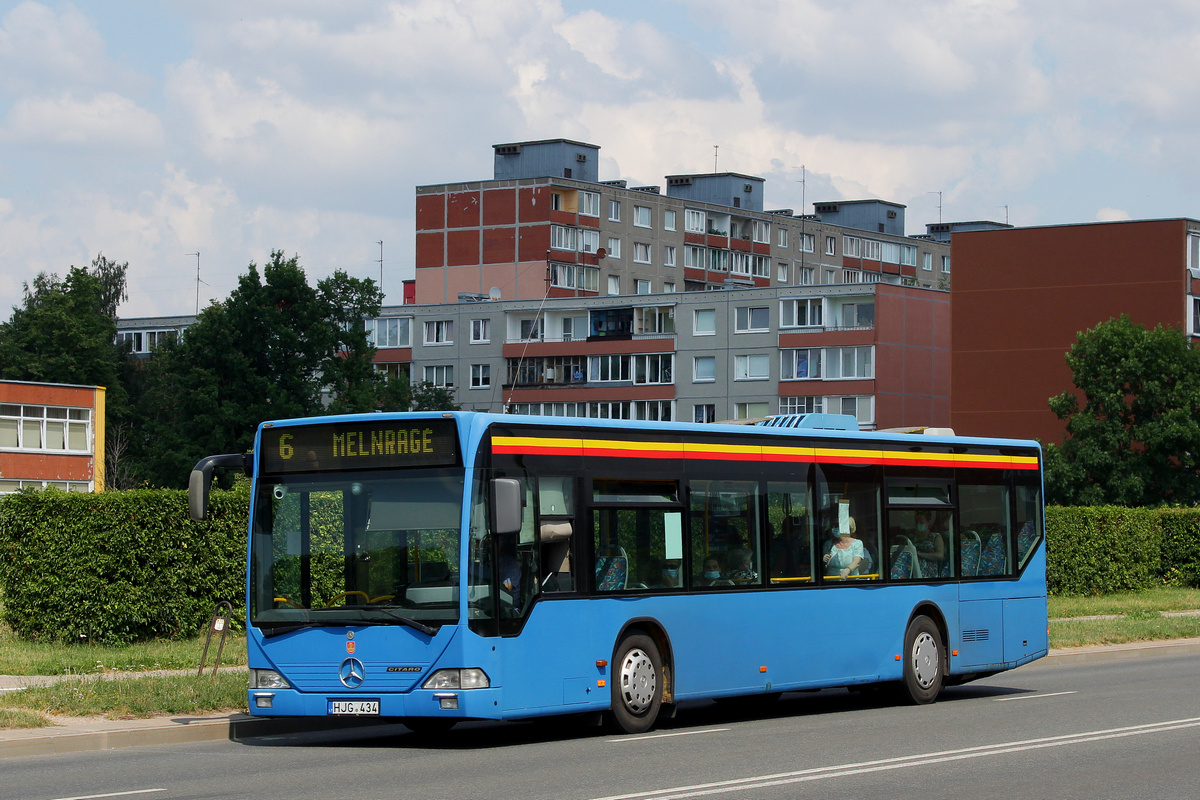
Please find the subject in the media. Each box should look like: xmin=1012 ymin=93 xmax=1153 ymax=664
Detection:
xmin=659 ymin=559 xmax=681 ymax=588
xmin=697 ymin=555 xmax=732 ymax=587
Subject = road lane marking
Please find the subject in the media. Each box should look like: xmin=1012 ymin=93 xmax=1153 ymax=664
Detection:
xmin=610 ymin=729 xmax=730 ymax=743
xmin=993 ymin=691 xmax=1077 ymax=702
xmin=47 ymin=791 xmax=166 ymax=800
xmin=587 ymin=716 xmax=1200 ymax=800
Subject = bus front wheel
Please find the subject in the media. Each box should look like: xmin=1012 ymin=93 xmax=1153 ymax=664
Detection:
xmin=607 ymin=633 xmax=663 ymax=734
xmin=901 ymin=615 xmax=944 ymax=704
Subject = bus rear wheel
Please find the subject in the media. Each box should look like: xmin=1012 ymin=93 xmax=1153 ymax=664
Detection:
xmin=606 ymin=633 xmax=663 ymax=734
xmin=901 ymin=615 xmax=944 ymax=704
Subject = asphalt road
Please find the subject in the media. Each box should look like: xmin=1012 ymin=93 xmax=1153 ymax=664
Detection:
xmin=5 ymin=652 xmax=1200 ymax=800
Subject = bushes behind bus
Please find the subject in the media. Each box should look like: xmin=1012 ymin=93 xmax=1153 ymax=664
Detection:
xmin=1046 ymin=506 xmax=1200 ymax=595
xmin=0 ymin=487 xmax=248 ymax=645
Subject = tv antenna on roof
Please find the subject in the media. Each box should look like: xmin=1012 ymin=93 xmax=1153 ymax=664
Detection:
xmin=188 ymin=252 xmax=205 ymax=315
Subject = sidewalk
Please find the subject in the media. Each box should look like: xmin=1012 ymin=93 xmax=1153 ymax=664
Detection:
xmin=2 ymin=637 xmax=1199 ymax=759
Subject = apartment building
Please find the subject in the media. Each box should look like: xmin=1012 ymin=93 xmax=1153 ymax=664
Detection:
xmin=950 ymin=218 xmax=1200 ymax=443
xmin=368 ymin=279 xmax=948 ymax=429
xmin=0 ymin=380 xmax=105 ymax=493
xmin=414 ymin=139 xmax=951 ymax=305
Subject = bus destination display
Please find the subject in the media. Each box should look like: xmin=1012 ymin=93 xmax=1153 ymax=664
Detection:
xmin=260 ymin=418 xmax=459 ymax=474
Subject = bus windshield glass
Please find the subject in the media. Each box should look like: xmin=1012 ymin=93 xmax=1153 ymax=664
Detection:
xmin=249 ymin=468 xmax=464 ymax=632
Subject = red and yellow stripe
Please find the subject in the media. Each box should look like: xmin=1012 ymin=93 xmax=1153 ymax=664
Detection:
xmin=491 ymin=435 xmax=1039 ymax=470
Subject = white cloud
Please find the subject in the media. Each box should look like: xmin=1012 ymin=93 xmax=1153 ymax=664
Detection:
xmin=1096 ymin=207 xmax=1131 ymax=222
xmin=4 ymin=91 xmax=163 ymax=149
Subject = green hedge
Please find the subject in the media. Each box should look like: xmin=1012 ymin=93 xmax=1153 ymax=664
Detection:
xmin=1047 ymin=506 xmax=1200 ymax=595
xmin=0 ymin=487 xmax=248 ymax=645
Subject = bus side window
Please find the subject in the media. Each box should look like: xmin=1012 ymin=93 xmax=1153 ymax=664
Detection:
xmin=960 ymin=483 xmax=1012 ymax=577
xmin=767 ymin=482 xmax=813 ymax=584
xmin=538 ymin=476 xmax=575 ymax=592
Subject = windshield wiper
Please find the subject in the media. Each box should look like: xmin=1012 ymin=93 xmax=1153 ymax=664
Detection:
xmin=259 ymin=613 xmax=438 ymax=639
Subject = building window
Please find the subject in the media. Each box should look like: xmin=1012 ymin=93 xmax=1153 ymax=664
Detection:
xmin=664 ymin=281 xmax=676 ymax=293
xmin=634 ymin=353 xmax=673 ymax=384
xmin=607 ymin=237 xmax=622 ymax=259
xmin=843 ymin=236 xmax=861 ymax=258
xmin=826 ymin=345 xmax=874 ymax=379
xmin=842 ymin=302 xmax=875 ymax=328
xmin=423 ymin=320 xmax=453 ymax=345
xmin=694 ymin=308 xmax=716 ymax=335
xmin=781 ymin=348 xmax=822 ymax=380
xmin=685 ymin=209 xmax=706 ymax=233
xmin=881 ymin=241 xmax=900 ymax=264
xmin=551 ymin=263 xmax=600 ymax=291
xmin=470 ymin=364 xmax=491 ymax=388
xmin=861 ymin=239 xmax=881 ymax=261
xmin=635 ymin=305 xmax=675 ymax=334
xmin=780 ymin=298 xmax=822 ymax=328
xmin=777 ymin=262 xmax=788 ymax=283
xmin=589 ymin=354 xmax=632 ymax=382
xmin=752 ymin=255 xmax=770 ymax=278
xmin=734 ymin=306 xmax=770 ymax=332
xmin=579 ymin=228 xmax=600 ymax=253
xmin=423 ymin=365 xmax=454 ymax=387
xmin=826 ymin=236 xmax=836 ymax=256
xmin=664 ymin=210 xmax=677 ymax=231
xmin=635 ymin=279 xmax=651 ymax=295
xmin=608 ymin=275 xmax=620 ymax=295
xmin=752 ymin=220 xmax=771 ymax=244
xmin=608 ymin=200 xmax=620 ymax=222
xmin=684 ymin=246 xmax=704 ymax=269
xmin=707 ymin=248 xmax=730 ymax=272
xmin=0 ymin=405 xmax=90 ymax=453
xmin=923 ymin=252 xmax=933 ymax=271
xmin=798 ymin=266 xmax=815 ymax=285
xmin=551 ymin=224 xmax=576 ymax=251
xmin=779 ymin=396 xmax=823 ymax=415
xmin=732 ymin=252 xmax=751 ymax=276
xmin=633 ymin=400 xmax=674 ymax=421
xmin=1193 ymin=297 xmax=1200 ymax=336
xmin=734 ymin=401 xmax=770 ymax=420
xmin=580 ymin=190 xmax=600 ymax=217
xmin=693 ymin=404 xmax=716 ymax=424
xmin=634 ymin=242 xmax=651 ymax=264
xmin=777 ymin=228 xmax=789 ymax=248
xmin=367 ymin=317 xmax=412 ymax=348
xmin=664 ymin=245 xmax=677 ymax=268
xmin=518 ymin=317 xmax=543 ymax=341
xmin=901 ymin=244 xmax=917 ymax=266
xmin=798 ymin=233 xmax=815 ymax=253
xmin=551 ymin=192 xmax=563 ymax=211
xmin=734 ymin=354 xmax=770 ymax=381
xmin=942 ymin=255 xmax=951 ymax=273
xmin=843 ymin=269 xmax=862 ymax=284
xmin=634 ymin=206 xmax=652 ymax=228
xmin=694 ymin=356 xmax=716 ymax=382
xmin=470 ymin=318 xmax=490 ymax=343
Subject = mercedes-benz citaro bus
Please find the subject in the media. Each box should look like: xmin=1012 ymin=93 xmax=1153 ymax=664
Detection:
xmin=188 ymin=411 xmax=1047 ymax=734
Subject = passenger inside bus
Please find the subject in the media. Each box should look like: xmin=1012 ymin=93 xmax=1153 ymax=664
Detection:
xmin=697 ymin=555 xmax=732 ymax=587
xmin=823 ymin=517 xmax=864 ymax=578
xmin=727 ymin=549 xmax=758 ymax=582
xmin=912 ymin=511 xmax=949 ymax=578
xmin=770 ymin=517 xmax=810 ymax=579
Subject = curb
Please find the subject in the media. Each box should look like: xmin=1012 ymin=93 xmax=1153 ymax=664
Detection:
xmin=3 ymin=637 xmax=1198 ymax=758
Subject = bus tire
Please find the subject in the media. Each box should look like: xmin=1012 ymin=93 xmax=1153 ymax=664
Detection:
xmin=606 ymin=633 xmax=663 ymax=734
xmin=901 ymin=615 xmax=944 ymax=705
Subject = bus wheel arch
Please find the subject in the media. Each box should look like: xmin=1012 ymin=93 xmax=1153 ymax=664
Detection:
xmin=901 ymin=604 xmax=948 ymax=705
xmin=606 ymin=619 xmax=674 ymax=733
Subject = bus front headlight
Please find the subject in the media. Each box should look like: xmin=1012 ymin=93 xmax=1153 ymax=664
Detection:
xmin=250 ymin=669 xmax=291 ymax=689
xmin=423 ymin=668 xmax=490 ymax=690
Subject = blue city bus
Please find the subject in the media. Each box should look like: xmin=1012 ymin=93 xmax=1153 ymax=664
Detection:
xmin=188 ymin=411 xmax=1048 ymax=734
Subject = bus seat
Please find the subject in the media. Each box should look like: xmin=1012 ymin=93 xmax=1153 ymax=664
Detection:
xmin=889 ymin=549 xmax=913 ymax=580
xmin=1016 ymin=521 xmax=1037 ymax=559
xmin=595 ymin=548 xmax=628 ymax=591
xmin=978 ymin=534 xmax=1006 ymax=576
xmin=889 ymin=536 xmax=919 ymax=579
xmin=961 ymin=531 xmax=981 ymax=576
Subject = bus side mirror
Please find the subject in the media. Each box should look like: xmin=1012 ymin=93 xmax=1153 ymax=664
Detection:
xmin=491 ymin=478 xmax=523 ymax=535
xmin=188 ymin=453 xmax=248 ymax=521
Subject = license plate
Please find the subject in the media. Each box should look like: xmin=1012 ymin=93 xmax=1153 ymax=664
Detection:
xmin=328 ymin=700 xmax=380 ymax=716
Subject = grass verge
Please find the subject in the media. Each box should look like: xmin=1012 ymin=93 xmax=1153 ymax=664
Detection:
xmin=0 ymin=624 xmax=247 ymax=677
xmin=1049 ymin=586 xmax=1200 ymax=618
xmin=0 ymin=673 xmax=249 ymax=722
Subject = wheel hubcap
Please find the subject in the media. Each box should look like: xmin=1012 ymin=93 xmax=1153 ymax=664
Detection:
xmin=619 ymin=647 xmax=656 ymax=713
xmin=911 ymin=631 xmax=940 ymax=689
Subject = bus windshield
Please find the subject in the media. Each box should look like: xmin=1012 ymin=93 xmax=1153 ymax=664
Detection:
xmin=249 ymin=468 xmax=464 ymax=633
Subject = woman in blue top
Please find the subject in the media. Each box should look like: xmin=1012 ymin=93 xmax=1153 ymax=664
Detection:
xmin=823 ymin=517 xmax=864 ymax=578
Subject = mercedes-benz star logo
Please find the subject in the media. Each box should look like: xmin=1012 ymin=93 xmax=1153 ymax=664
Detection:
xmin=339 ymin=657 xmax=366 ymax=689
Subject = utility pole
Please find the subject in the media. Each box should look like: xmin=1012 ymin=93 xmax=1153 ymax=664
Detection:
xmin=376 ymin=240 xmax=385 ymax=301
xmin=188 ymin=252 xmax=203 ymax=315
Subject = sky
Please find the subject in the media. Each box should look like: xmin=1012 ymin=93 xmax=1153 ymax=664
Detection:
xmin=3 ymin=0 xmax=1200 ymax=319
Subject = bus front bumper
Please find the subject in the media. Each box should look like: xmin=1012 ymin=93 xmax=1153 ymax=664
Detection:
xmin=247 ymin=687 xmax=504 ymax=720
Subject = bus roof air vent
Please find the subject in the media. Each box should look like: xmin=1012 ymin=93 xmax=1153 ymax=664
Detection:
xmin=756 ymin=414 xmax=859 ymax=431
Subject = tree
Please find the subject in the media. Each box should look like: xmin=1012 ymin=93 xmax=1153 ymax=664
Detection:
xmin=135 ymin=251 xmax=387 ymax=486
xmin=1044 ymin=314 xmax=1200 ymax=506
xmin=0 ymin=254 xmax=128 ymax=394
